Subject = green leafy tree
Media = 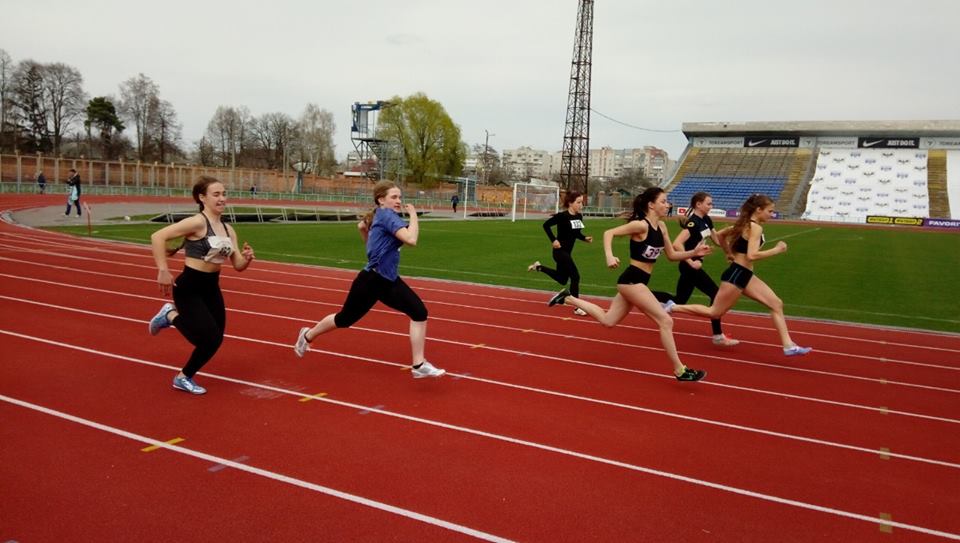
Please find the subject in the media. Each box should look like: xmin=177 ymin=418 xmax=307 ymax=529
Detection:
xmin=85 ymin=96 xmax=125 ymax=159
xmin=377 ymin=93 xmax=464 ymax=186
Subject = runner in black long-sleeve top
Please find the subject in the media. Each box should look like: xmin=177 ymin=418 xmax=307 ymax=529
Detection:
xmin=527 ymin=191 xmax=593 ymax=314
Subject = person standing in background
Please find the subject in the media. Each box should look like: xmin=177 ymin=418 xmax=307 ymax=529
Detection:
xmin=64 ymin=168 xmax=81 ymax=217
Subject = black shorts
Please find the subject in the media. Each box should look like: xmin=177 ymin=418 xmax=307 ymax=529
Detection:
xmin=720 ymin=263 xmax=754 ymax=290
xmin=616 ymin=265 xmax=651 ymax=285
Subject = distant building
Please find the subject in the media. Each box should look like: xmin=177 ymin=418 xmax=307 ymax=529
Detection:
xmin=500 ymin=145 xmax=671 ymax=184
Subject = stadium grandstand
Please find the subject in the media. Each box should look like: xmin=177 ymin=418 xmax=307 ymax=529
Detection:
xmin=665 ymin=121 xmax=960 ymax=223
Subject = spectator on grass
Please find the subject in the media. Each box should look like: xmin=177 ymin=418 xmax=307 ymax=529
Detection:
xmin=147 ymin=176 xmax=256 ymax=395
xmin=451 ymin=193 xmax=459 ymax=213
xmin=294 ymin=180 xmax=445 ymax=379
xmin=548 ymin=187 xmax=710 ymax=382
xmin=661 ymin=191 xmax=739 ymax=346
xmin=527 ymin=191 xmax=593 ymax=315
xmin=670 ymin=193 xmax=812 ymax=357
xmin=64 ymin=168 xmax=81 ymax=216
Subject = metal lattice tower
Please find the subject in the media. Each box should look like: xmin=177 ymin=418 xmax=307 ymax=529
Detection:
xmin=350 ymin=101 xmax=397 ymax=181
xmin=559 ymin=0 xmax=594 ymax=195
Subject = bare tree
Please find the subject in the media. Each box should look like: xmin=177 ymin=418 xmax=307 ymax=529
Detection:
xmin=43 ymin=62 xmax=86 ymax=155
xmin=296 ymin=103 xmax=336 ymax=176
xmin=251 ymin=112 xmax=296 ymax=169
xmin=147 ymin=96 xmax=182 ymax=163
xmin=0 ymin=48 xmax=13 ymax=150
xmin=118 ymin=73 xmax=159 ymax=161
xmin=205 ymin=105 xmax=248 ymax=167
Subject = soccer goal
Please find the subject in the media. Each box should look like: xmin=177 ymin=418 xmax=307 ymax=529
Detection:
xmin=511 ymin=182 xmax=560 ymax=222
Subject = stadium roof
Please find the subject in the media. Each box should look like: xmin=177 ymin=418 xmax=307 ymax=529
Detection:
xmin=682 ymin=120 xmax=960 ymax=138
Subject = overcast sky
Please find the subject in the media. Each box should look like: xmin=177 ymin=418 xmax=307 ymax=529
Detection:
xmin=4 ymin=0 xmax=959 ymax=161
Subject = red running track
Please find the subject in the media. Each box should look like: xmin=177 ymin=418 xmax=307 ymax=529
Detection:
xmin=1 ymin=194 xmax=959 ymax=542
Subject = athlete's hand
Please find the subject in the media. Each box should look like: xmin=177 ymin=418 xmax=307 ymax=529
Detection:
xmin=157 ymin=269 xmax=174 ymax=296
xmin=404 ymin=203 xmax=417 ymax=216
xmin=242 ymin=241 xmax=255 ymax=261
xmin=552 ymin=240 xmax=561 ymax=249
xmin=776 ymin=241 xmax=788 ymax=254
xmin=606 ymin=255 xmax=620 ymax=269
xmin=688 ymin=259 xmax=703 ymax=270
xmin=693 ymin=243 xmax=712 ymax=258
xmin=585 ymin=236 xmax=594 ymax=243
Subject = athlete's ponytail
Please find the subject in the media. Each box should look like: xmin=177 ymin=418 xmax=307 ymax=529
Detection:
xmin=679 ymin=191 xmax=710 ymax=227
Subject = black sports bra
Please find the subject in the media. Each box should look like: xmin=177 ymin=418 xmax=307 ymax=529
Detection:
xmin=732 ymin=223 xmax=765 ymax=254
xmin=629 ymin=219 xmax=665 ymax=263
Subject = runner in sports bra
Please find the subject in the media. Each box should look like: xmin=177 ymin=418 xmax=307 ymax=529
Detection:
xmin=671 ymin=194 xmax=812 ymax=357
xmin=547 ymin=187 xmax=712 ymax=382
xmin=147 ymin=176 xmax=256 ymax=395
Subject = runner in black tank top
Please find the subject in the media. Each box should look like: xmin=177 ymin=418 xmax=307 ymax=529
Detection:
xmin=546 ymin=187 xmax=712 ymax=382
xmin=671 ymin=194 xmax=812 ymax=357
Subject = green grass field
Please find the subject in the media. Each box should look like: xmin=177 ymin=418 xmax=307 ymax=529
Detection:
xmin=50 ymin=218 xmax=960 ymax=334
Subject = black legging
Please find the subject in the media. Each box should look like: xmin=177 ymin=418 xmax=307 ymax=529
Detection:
xmin=538 ymin=248 xmax=581 ymax=297
xmin=172 ymin=267 xmax=225 ymax=377
xmin=676 ymin=261 xmax=723 ymax=335
xmin=334 ymin=269 xmax=427 ymax=328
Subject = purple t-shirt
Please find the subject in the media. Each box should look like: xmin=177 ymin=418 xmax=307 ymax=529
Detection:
xmin=364 ymin=207 xmax=406 ymax=280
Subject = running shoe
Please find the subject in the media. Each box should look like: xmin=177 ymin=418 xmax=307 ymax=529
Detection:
xmin=172 ymin=374 xmax=207 ymax=395
xmin=675 ymin=367 xmax=706 ymax=382
xmin=411 ymin=360 xmax=445 ymax=378
xmin=294 ymin=327 xmax=311 ymax=358
xmin=661 ymin=300 xmax=676 ymax=313
xmin=573 ymin=307 xmax=587 ymax=316
xmin=784 ymin=345 xmax=813 ymax=356
xmin=527 ymin=260 xmax=541 ymax=272
xmin=148 ymin=303 xmax=175 ymax=336
xmin=548 ymin=289 xmax=570 ymax=307
xmin=712 ymin=334 xmax=739 ymax=346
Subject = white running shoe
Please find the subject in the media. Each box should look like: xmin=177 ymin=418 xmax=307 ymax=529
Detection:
xmin=712 ymin=334 xmax=739 ymax=346
xmin=661 ymin=300 xmax=676 ymax=313
xmin=527 ymin=260 xmax=541 ymax=272
xmin=294 ymin=327 xmax=310 ymax=358
xmin=784 ymin=345 xmax=813 ymax=356
xmin=411 ymin=360 xmax=445 ymax=378
xmin=573 ymin=307 xmax=587 ymax=316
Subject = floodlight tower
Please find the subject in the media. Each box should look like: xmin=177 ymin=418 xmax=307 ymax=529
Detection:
xmin=350 ymin=101 xmax=394 ymax=181
xmin=559 ymin=0 xmax=594 ymax=196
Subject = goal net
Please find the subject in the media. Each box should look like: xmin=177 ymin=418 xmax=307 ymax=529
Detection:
xmin=511 ymin=183 xmax=560 ymax=222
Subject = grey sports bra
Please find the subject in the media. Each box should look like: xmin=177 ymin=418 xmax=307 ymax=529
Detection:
xmin=183 ymin=214 xmax=233 ymax=264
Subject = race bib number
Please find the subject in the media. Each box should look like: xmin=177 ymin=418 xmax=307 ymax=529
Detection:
xmin=700 ymin=228 xmax=712 ymax=240
xmin=570 ymin=219 xmax=585 ymax=230
xmin=642 ymin=246 xmax=663 ymax=260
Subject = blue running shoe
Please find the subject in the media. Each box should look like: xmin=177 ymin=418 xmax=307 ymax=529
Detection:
xmin=149 ymin=303 xmax=175 ymax=336
xmin=172 ymin=374 xmax=206 ymax=395
xmin=784 ymin=345 xmax=813 ymax=356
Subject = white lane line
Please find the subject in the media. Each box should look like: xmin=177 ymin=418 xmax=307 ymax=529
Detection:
xmin=0 ymin=284 xmax=960 ymax=430
xmin=3 ymin=320 xmax=960 ymax=471
xmin=1 ymin=349 xmax=958 ymax=541
xmin=0 ymin=393 xmax=513 ymax=543
xmin=6 ymin=231 xmax=960 ymax=333
xmin=2 ymin=255 xmax=959 ymax=376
